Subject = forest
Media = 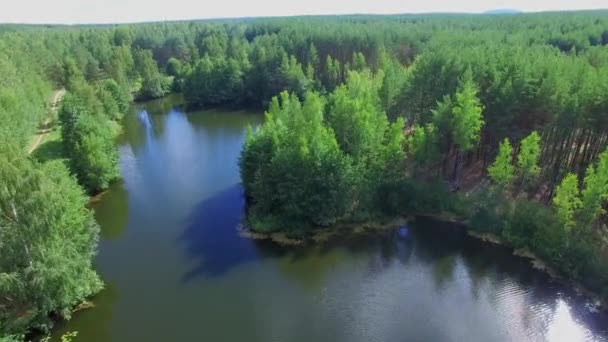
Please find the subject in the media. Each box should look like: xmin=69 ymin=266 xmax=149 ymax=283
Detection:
xmin=1 ymin=10 xmax=608 ymax=340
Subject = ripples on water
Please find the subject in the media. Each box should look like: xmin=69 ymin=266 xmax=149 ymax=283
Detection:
xmin=313 ymin=222 xmax=608 ymax=342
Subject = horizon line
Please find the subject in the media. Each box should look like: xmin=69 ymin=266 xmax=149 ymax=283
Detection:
xmin=2 ymin=8 xmax=607 ymax=26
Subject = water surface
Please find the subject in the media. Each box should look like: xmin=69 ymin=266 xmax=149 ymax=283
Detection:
xmin=52 ymin=95 xmax=608 ymax=342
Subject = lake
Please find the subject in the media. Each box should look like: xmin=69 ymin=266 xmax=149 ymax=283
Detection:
xmin=52 ymin=95 xmax=608 ymax=342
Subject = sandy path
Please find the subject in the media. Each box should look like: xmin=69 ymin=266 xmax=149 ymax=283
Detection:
xmin=28 ymin=89 xmax=65 ymax=154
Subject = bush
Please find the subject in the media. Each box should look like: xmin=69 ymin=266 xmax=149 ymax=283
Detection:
xmin=503 ymin=200 xmax=558 ymax=250
xmin=241 ymin=92 xmax=356 ymax=231
xmin=469 ymin=191 xmax=508 ymax=234
xmin=59 ymin=93 xmax=119 ymax=194
xmin=0 ymin=148 xmax=102 ymax=336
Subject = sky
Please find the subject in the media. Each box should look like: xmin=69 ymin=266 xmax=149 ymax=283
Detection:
xmin=1 ymin=0 xmax=606 ymax=24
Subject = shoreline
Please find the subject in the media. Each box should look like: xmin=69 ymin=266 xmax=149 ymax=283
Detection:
xmin=237 ymin=216 xmax=409 ymax=245
xmin=239 ymin=214 xmax=606 ymax=312
xmin=467 ymin=230 xmax=606 ymax=312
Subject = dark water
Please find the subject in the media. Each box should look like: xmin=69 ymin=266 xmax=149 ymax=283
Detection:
xmin=52 ymin=95 xmax=608 ymax=342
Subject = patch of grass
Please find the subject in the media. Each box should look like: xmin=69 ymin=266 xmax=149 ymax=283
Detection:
xmin=32 ymin=127 xmax=65 ymax=164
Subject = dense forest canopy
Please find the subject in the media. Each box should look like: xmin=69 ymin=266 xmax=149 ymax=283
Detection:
xmin=1 ymin=10 xmax=608 ymax=340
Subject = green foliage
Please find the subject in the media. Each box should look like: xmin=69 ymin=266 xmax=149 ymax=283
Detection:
xmin=552 ymin=173 xmax=582 ymax=232
xmin=166 ymin=58 xmax=185 ymax=91
xmin=242 ymin=70 xmax=406 ymax=231
xmin=278 ymin=55 xmax=310 ymax=99
xmin=451 ymin=70 xmax=484 ymax=152
xmin=183 ymin=55 xmax=245 ymax=108
xmin=101 ymin=79 xmax=130 ymax=116
xmin=430 ymin=95 xmax=454 ymax=138
xmin=407 ymin=124 xmax=439 ymax=167
xmin=379 ymin=179 xmax=471 ymax=220
xmin=0 ymin=145 xmax=102 ymax=336
xmin=349 ymin=52 xmax=367 ymax=72
xmin=2 ymin=11 xmax=608 ymax=333
xmin=0 ymin=335 xmax=23 ymax=342
xmin=422 ymin=73 xmax=483 ymax=183
xmin=97 ymin=86 xmax=120 ymax=120
xmin=241 ymin=92 xmax=355 ymax=230
xmin=135 ymin=49 xmax=168 ymax=100
xmin=63 ymin=58 xmax=86 ymax=91
xmin=503 ymin=200 xmax=563 ymax=251
xmin=469 ymin=189 xmax=508 ymax=234
xmin=581 ymin=148 xmax=608 ymax=223
xmin=328 ymin=71 xmax=386 ymax=159
xmin=59 ymin=93 xmax=119 ymax=194
xmin=488 ymin=138 xmax=515 ymax=188
xmin=0 ymin=47 xmax=50 ymax=148
xmin=324 ymin=55 xmax=342 ymax=91
xmin=109 ymin=45 xmax=135 ymax=91
xmin=377 ymin=51 xmax=409 ymax=120
xmin=328 ymin=70 xmax=405 ymax=212
xmin=166 ymin=57 xmax=182 ymax=77
xmin=61 ymin=331 xmax=78 ymax=342
xmin=517 ymin=131 xmax=541 ymax=185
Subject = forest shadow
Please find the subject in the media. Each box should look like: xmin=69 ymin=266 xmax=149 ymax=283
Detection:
xmin=32 ymin=139 xmax=64 ymax=163
xmin=177 ymin=184 xmax=385 ymax=284
xmin=178 ymin=184 xmax=285 ymax=282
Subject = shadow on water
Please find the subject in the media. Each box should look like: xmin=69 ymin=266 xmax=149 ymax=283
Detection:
xmin=172 ymin=163 xmax=608 ymax=338
xmin=50 ymin=283 xmax=118 ymax=342
xmin=176 ymin=182 xmax=396 ymax=286
xmin=411 ymin=216 xmax=608 ymax=335
xmin=92 ymin=180 xmax=129 ymax=240
xmin=178 ymin=184 xmax=284 ymax=281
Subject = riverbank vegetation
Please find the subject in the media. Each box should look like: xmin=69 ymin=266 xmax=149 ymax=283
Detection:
xmin=1 ymin=10 xmax=608 ymax=339
xmin=2 ymin=24 xmax=134 ymax=340
xmin=240 ymin=72 xmax=406 ymax=230
xmin=236 ymin=12 xmax=608 ymax=301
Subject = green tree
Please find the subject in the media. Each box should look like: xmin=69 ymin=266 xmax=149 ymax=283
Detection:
xmin=183 ymin=55 xmax=214 ymax=107
xmin=183 ymin=55 xmax=245 ymax=108
xmin=324 ymin=55 xmax=342 ymax=91
xmin=0 ymin=145 xmax=102 ymax=336
xmin=581 ymin=148 xmax=608 ymax=223
xmin=451 ymin=69 xmax=484 ymax=152
xmin=166 ymin=57 xmax=182 ymax=77
xmin=553 ymin=173 xmax=582 ymax=232
xmin=350 ymin=52 xmax=367 ymax=72
xmin=327 ymin=70 xmax=406 ymax=212
xmin=488 ymin=138 xmax=515 ymax=189
xmin=135 ymin=49 xmax=167 ymax=99
xmin=241 ymin=91 xmax=355 ymax=231
xmin=408 ymin=124 xmax=439 ymax=168
xmin=101 ymin=79 xmax=130 ymax=115
xmin=328 ymin=70 xmax=386 ymax=159
xmin=97 ymin=86 xmax=121 ymax=120
xmin=278 ymin=55 xmax=309 ymax=99
xmin=517 ymin=131 xmax=541 ymax=185
xmin=306 ymin=43 xmax=319 ymax=74
xmin=63 ymin=58 xmax=86 ymax=91
xmin=109 ymin=45 xmax=135 ymax=91
xmin=113 ymin=26 xmax=134 ymax=45
xmin=59 ymin=93 xmax=119 ymax=194
xmin=377 ymin=51 xmax=409 ymax=119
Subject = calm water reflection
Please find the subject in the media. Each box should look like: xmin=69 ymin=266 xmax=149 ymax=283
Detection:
xmin=52 ymin=95 xmax=608 ymax=342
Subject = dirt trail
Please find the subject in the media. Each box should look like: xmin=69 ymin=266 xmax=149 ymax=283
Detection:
xmin=28 ymin=89 xmax=65 ymax=155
